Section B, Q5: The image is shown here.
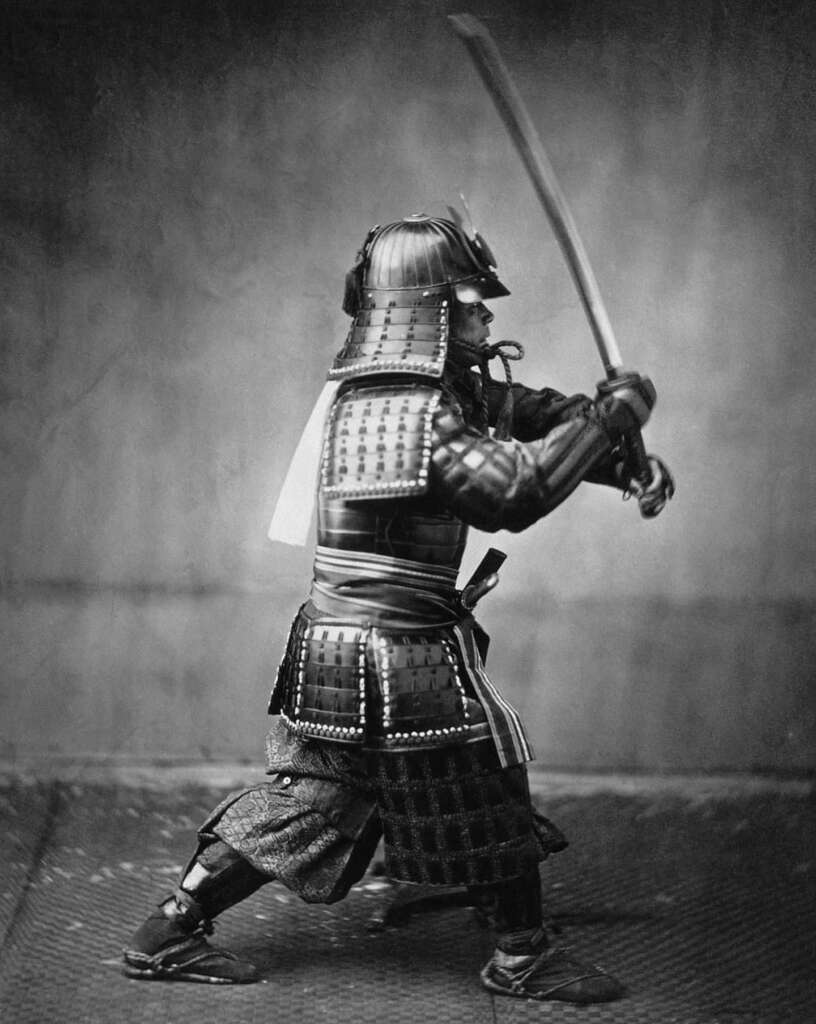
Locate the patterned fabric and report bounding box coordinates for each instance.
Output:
[454,622,533,768]
[202,782,379,904]
[200,724,378,904]
[202,720,564,896]
[264,717,373,794]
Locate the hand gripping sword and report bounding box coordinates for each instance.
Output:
[449,13,659,508]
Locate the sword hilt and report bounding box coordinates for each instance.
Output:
[598,370,656,515]
[622,429,660,512]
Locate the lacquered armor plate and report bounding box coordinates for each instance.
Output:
[330,285,450,379]
[320,383,441,500]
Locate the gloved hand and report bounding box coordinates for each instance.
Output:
[594,372,656,440]
[626,454,675,518]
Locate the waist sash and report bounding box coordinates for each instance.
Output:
[310,545,461,626]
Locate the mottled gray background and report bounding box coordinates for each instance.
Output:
[1,0,814,771]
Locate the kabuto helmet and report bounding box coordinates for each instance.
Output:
[332,213,509,381]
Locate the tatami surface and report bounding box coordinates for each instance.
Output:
[1,771,813,1023]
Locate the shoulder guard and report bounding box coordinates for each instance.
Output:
[320,382,442,500]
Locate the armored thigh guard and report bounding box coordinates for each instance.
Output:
[370,739,562,887]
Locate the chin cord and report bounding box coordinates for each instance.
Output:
[455,339,525,439]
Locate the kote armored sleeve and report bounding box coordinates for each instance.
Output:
[483,377,629,491]
[483,378,593,441]
[431,400,612,532]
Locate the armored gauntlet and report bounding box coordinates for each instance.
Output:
[594,372,656,441]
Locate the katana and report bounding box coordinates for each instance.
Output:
[449,13,655,492]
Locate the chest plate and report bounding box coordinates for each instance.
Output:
[320,383,441,500]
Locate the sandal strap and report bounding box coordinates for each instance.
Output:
[124,931,236,975]
[505,946,606,997]
[169,890,214,935]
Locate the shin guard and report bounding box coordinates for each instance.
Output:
[470,867,544,955]
[182,839,269,919]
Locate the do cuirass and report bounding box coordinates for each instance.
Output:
[269,363,613,767]
[268,376,534,768]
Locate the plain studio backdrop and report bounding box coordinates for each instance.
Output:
[1,0,814,773]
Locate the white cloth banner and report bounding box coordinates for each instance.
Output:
[267,380,339,546]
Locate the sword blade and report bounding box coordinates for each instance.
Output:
[449,13,624,376]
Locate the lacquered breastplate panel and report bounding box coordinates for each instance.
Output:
[317,495,468,570]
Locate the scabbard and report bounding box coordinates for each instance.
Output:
[464,547,507,590]
[461,547,507,610]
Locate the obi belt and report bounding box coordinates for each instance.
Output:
[268,546,534,769]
